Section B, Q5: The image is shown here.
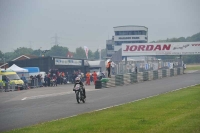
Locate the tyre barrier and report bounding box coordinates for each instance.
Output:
[95,80,102,89]
[170,69,174,77]
[153,70,158,80]
[101,67,184,89]
[143,71,149,81]
[148,71,153,81]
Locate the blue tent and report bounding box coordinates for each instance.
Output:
[23,67,40,73]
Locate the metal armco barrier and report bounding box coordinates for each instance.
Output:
[29,79,39,88]
[0,82,4,92]
[101,67,184,89]
[9,82,16,91]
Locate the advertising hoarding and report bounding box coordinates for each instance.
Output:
[55,58,82,66]
[122,42,200,56]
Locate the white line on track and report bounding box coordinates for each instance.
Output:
[21,89,97,101]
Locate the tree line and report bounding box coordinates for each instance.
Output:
[0,46,106,63]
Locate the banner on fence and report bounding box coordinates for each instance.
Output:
[122,42,200,56]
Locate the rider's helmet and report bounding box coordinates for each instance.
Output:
[75,77,80,82]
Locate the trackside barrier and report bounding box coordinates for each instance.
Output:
[153,71,158,80]
[137,72,143,82]
[158,70,162,79]
[9,82,16,91]
[28,79,39,88]
[98,67,184,89]
[170,69,174,77]
[166,69,170,77]
[143,71,149,81]
[0,82,4,92]
[149,71,153,81]
[174,68,177,76]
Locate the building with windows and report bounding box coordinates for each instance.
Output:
[106,25,148,58]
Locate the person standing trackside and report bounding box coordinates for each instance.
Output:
[111,61,116,75]
[106,60,112,78]
[85,72,90,85]
[93,71,97,85]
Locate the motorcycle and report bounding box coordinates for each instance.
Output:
[50,79,56,87]
[73,84,85,104]
[63,77,67,84]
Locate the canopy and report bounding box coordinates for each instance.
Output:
[7,64,28,72]
[23,67,40,73]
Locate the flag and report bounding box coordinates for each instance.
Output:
[83,46,89,59]
[98,46,101,52]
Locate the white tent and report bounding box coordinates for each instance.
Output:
[7,64,28,72]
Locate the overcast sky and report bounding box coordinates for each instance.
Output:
[0,0,200,53]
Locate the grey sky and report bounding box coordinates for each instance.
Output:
[0,0,200,53]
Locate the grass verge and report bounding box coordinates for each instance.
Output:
[5,85,200,133]
[186,64,200,71]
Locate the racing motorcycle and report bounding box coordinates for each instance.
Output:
[73,84,85,104]
[63,77,67,84]
[50,79,56,87]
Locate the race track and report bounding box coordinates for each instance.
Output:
[0,71,199,132]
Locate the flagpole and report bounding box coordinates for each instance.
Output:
[99,46,101,60]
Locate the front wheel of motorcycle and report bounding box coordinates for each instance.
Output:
[76,91,80,104]
[80,91,85,103]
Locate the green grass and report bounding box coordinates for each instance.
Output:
[5,85,200,133]
[186,64,200,71]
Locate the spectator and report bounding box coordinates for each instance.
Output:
[111,61,116,75]
[85,72,90,85]
[44,75,48,87]
[106,60,112,78]
[93,71,97,85]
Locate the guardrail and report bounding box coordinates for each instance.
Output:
[98,67,184,88]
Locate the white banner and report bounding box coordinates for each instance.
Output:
[55,58,82,66]
[84,46,89,59]
[122,42,200,56]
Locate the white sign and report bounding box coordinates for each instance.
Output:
[55,58,82,66]
[114,36,146,41]
[122,42,200,56]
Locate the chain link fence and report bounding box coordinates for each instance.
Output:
[112,59,183,75]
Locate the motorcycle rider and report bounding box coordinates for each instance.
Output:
[73,77,86,98]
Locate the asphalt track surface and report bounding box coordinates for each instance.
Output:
[0,71,200,132]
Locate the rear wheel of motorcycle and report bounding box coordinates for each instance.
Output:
[76,91,80,103]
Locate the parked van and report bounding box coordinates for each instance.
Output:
[0,71,25,89]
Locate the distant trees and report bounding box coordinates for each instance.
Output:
[1,45,106,62]
[151,32,200,64]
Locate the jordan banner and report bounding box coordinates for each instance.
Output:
[122,42,200,56]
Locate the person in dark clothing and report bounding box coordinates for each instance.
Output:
[73,77,86,98]
[44,75,48,87]
[106,60,111,78]
[47,73,51,87]
[135,66,138,73]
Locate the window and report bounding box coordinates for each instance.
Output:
[115,30,147,36]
